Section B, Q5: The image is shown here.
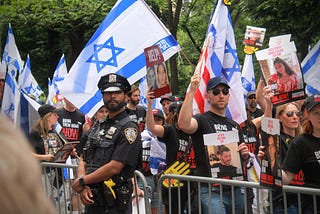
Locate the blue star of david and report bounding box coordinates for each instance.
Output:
[222,41,240,82]
[241,77,252,91]
[24,83,35,94]
[87,37,125,73]
[4,103,15,118]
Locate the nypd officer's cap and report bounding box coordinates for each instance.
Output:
[98,73,131,93]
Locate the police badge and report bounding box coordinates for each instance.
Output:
[124,128,138,144]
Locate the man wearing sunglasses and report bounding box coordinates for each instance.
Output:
[178,74,249,214]
[246,91,264,119]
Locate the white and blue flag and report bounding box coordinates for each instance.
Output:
[18,55,45,104]
[302,40,320,92]
[241,54,256,98]
[192,0,246,124]
[1,23,23,79]
[59,0,180,117]
[47,54,68,105]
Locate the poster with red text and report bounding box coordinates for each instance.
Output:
[144,45,171,98]
[203,130,244,188]
[260,117,282,190]
[255,40,305,106]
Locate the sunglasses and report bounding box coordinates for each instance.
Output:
[212,88,229,96]
[285,111,302,117]
[248,95,256,99]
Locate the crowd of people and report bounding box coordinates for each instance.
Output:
[1,67,320,214]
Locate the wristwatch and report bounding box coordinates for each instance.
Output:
[79,176,86,187]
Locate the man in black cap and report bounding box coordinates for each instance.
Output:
[178,74,249,214]
[246,91,264,119]
[160,95,173,119]
[72,73,141,214]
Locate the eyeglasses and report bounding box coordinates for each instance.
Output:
[285,111,302,117]
[212,88,229,96]
[248,95,256,99]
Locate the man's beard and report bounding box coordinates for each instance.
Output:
[105,100,126,112]
[249,102,257,109]
[131,99,140,106]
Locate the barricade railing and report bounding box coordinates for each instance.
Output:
[158,174,320,214]
[41,162,151,214]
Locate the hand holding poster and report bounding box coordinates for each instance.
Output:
[255,40,305,106]
[144,45,171,98]
[203,130,244,188]
[260,117,282,190]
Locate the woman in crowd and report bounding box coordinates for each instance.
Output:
[28,104,64,161]
[82,105,108,132]
[146,89,197,214]
[282,94,320,213]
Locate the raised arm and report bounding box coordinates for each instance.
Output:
[178,71,200,134]
[145,89,165,138]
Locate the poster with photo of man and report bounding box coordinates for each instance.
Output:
[243,26,266,48]
[260,117,282,190]
[255,40,305,106]
[144,45,171,98]
[203,130,244,187]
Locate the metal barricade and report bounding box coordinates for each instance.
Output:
[158,174,320,214]
[41,162,151,214]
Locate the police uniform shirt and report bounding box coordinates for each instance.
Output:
[191,111,244,177]
[105,111,141,170]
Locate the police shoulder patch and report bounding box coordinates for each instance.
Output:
[124,128,138,144]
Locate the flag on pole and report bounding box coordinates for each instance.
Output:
[18,55,45,104]
[301,40,320,92]
[1,71,20,123]
[241,54,256,98]
[1,23,23,79]
[47,54,68,105]
[59,0,180,117]
[192,0,246,124]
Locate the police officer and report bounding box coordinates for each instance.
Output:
[72,73,142,214]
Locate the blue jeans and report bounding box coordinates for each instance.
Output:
[200,186,244,214]
[273,204,298,214]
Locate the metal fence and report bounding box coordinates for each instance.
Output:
[158,174,320,214]
[41,162,151,214]
[41,162,320,214]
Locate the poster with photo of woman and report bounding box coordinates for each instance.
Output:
[144,45,171,98]
[260,117,282,190]
[255,41,305,106]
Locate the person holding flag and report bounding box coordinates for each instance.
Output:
[178,74,249,214]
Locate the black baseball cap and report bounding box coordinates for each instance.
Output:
[206,77,230,92]
[98,73,131,93]
[305,94,320,112]
[169,101,183,113]
[38,104,58,118]
[152,108,164,119]
[160,95,174,104]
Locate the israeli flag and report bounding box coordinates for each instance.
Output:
[1,23,23,79]
[47,54,68,105]
[302,40,320,92]
[18,55,45,104]
[59,0,180,117]
[1,71,20,123]
[241,54,256,98]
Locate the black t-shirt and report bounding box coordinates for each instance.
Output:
[57,108,85,142]
[126,105,146,132]
[192,111,244,177]
[241,123,260,155]
[282,134,320,188]
[158,125,178,166]
[249,108,264,120]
